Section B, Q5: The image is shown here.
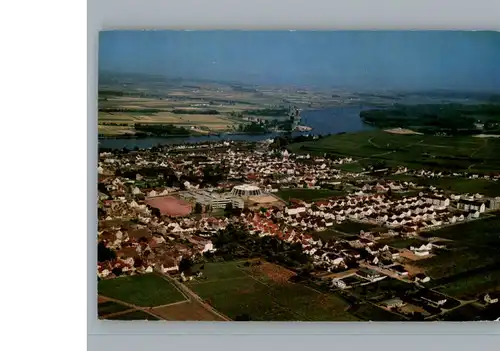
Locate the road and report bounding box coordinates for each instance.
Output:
[98,273,231,321]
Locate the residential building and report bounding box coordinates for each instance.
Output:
[382,298,405,308]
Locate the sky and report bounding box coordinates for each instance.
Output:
[99,31,500,92]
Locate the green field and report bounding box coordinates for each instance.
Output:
[109,310,160,320]
[97,301,131,317]
[378,237,428,249]
[276,188,346,202]
[415,247,498,280]
[311,229,357,242]
[98,274,187,307]
[421,215,500,248]
[387,175,500,197]
[187,261,358,321]
[436,268,500,300]
[287,130,500,173]
[332,162,366,173]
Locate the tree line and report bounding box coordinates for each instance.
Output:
[133,123,190,136]
[360,103,500,135]
[171,109,220,115]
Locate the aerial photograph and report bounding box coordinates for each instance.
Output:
[97,30,500,322]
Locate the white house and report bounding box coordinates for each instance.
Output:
[286,207,306,216]
[414,273,431,284]
[331,278,347,290]
[160,259,179,273]
[457,200,486,213]
[410,243,432,256]
[484,293,499,304]
[421,295,447,307]
[358,268,385,282]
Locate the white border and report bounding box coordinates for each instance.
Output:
[88,1,500,350]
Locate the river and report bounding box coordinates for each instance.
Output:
[98,105,374,150]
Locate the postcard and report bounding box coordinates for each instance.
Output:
[97,30,500,322]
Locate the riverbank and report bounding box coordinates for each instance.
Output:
[98,106,373,150]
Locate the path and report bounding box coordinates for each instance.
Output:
[159,273,232,321]
[357,138,424,163]
[468,138,488,170]
[97,294,177,320]
[368,138,381,149]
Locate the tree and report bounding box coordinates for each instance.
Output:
[178,257,193,273]
[194,203,203,214]
[98,207,106,218]
[224,202,234,215]
[98,242,116,263]
[133,257,144,268]
[151,207,161,217]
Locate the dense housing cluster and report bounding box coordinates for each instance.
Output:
[98,139,500,321]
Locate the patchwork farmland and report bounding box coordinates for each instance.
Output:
[97,273,224,321]
[186,260,358,321]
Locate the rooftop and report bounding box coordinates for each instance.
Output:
[233,184,261,192]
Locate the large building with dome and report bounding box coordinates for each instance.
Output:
[230,184,264,198]
[180,183,285,212]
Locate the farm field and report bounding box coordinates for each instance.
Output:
[414,247,498,280]
[97,300,131,317]
[186,260,358,321]
[152,301,225,321]
[378,237,428,249]
[436,270,500,300]
[276,188,346,202]
[332,162,366,173]
[387,175,500,197]
[421,215,500,248]
[287,130,500,173]
[98,110,237,135]
[98,273,187,307]
[97,88,294,136]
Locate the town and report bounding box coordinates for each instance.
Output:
[97,138,500,322]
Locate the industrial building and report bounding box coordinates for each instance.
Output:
[180,190,244,211]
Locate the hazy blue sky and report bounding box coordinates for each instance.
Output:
[99,31,500,91]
